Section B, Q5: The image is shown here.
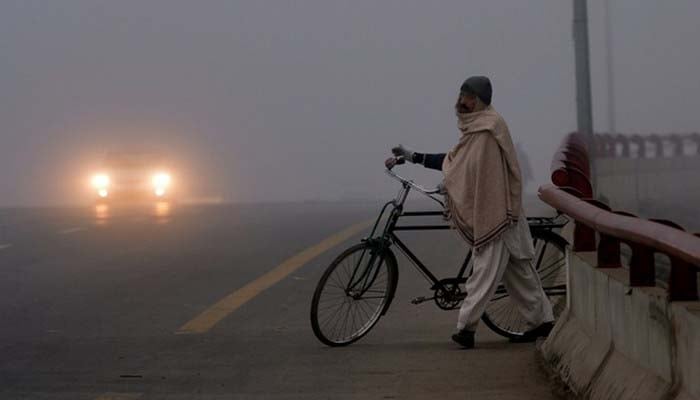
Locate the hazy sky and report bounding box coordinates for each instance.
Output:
[1,0,699,206]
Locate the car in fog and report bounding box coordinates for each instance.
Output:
[90,152,175,202]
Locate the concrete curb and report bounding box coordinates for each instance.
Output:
[539,251,700,400]
[540,309,611,397]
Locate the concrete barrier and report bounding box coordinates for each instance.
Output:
[540,232,700,399]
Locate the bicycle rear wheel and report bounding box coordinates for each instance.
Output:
[310,242,396,346]
[481,230,568,339]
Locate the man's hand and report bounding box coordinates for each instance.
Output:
[391,144,415,163]
[384,156,405,170]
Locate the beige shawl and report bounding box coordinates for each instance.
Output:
[442,105,523,248]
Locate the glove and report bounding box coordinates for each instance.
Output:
[391,144,415,163]
[385,156,405,170]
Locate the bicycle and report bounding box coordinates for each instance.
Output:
[310,164,569,347]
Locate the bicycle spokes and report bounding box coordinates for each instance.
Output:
[311,244,393,346]
[346,249,385,297]
[481,230,568,339]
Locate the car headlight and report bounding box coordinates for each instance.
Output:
[91,174,110,188]
[152,173,171,188]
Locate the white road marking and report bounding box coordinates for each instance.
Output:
[58,227,87,235]
[0,243,12,250]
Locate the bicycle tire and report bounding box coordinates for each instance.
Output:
[481,230,568,339]
[310,242,396,346]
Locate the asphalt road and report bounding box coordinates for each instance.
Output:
[0,199,557,399]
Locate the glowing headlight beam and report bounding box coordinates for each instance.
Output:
[91,174,110,188]
[152,173,171,188]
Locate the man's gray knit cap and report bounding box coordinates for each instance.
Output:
[460,76,492,105]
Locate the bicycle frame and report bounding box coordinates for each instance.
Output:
[360,168,569,298]
[361,171,466,295]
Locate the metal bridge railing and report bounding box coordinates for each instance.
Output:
[594,132,700,159]
[538,132,700,301]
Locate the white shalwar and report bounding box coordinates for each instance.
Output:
[457,214,554,332]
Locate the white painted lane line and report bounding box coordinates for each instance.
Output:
[0,243,12,250]
[58,227,87,235]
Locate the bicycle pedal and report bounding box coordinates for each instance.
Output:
[411,296,432,305]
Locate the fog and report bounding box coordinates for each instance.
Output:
[1,0,698,206]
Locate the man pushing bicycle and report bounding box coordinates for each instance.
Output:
[386,76,554,348]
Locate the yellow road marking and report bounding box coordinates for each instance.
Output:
[176,219,373,334]
[94,393,142,400]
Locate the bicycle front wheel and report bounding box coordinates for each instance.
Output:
[481,230,568,339]
[310,242,396,346]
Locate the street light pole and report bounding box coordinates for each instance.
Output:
[573,0,596,188]
[604,0,616,136]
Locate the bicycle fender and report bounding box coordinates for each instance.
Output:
[378,247,399,316]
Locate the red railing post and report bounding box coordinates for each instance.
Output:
[601,135,614,157]
[669,258,699,301]
[614,134,629,157]
[574,222,597,252]
[557,187,596,252]
[691,133,700,156]
[650,219,699,301]
[668,134,683,157]
[585,200,621,268]
[630,134,645,158]
[613,211,655,286]
[649,134,663,158]
[594,134,605,157]
[628,243,656,287]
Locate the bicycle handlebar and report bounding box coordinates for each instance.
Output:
[384,157,445,208]
[384,168,442,195]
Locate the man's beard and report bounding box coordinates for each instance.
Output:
[455,102,472,114]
